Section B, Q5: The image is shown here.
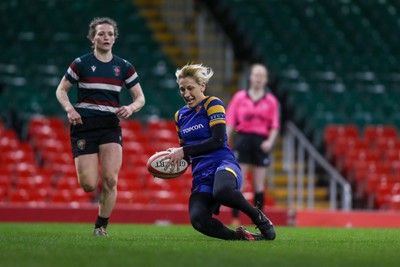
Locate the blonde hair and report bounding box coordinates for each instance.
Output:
[175,63,214,85]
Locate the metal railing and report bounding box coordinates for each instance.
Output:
[283,121,352,210]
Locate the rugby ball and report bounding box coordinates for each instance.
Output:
[146,151,189,179]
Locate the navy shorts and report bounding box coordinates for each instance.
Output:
[191,159,243,194]
[232,132,270,167]
[70,115,122,158]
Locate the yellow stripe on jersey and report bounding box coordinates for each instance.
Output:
[207,105,225,117]
[206,97,226,127]
[174,111,181,131]
[210,119,225,127]
[204,96,219,110]
[225,167,238,178]
[174,111,183,144]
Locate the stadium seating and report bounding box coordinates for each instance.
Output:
[212,0,400,210]
[217,0,400,149]
[324,124,400,208]
[3,0,400,211]
[0,0,181,120]
[0,116,191,206]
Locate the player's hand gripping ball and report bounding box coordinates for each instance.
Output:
[147,151,189,179]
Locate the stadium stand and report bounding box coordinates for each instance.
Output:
[205,0,400,209]
[0,0,181,123]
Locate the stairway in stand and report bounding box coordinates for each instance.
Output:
[132,0,240,102]
[132,0,198,68]
[267,138,331,210]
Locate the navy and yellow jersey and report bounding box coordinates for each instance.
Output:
[64,52,140,117]
[174,96,238,184]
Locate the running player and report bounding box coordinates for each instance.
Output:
[164,63,276,241]
[55,17,145,236]
[226,63,280,226]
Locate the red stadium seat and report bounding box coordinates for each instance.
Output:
[151,190,179,205]
[0,187,5,202]
[375,137,400,151]
[117,190,151,204]
[123,141,144,154]
[14,162,38,175]
[375,181,392,208]
[42,151,73,166]
[0,174,13,192]
[28,188,50,203]
[1,144,36,166]
[28,116,65,136]
[147,177,170,191]
[50,189,91,203]
[389,160,400,176]
[324,125,359,147]
[154,141,180,151]
[388,194,400,211]
[50,189,72,203]
[147,119,176,133]
[117,178,143,191]
[56,176,80,190]
[117,190,135,204]
[168,177,192,192]
[341,149,379,176]
[384,149,400,163]
[331,137,358,161]
[363,125,398,144]
[35,138,66,153]
[123,154,149,169]
[121,128,137,142]
[350,161,393,196]
[8,189,30,202]
[15,174,52,191]
[0,129,19,150]
[120,119,143,133]
[70,189,91,202]
[0,173,13,192]
[375,182,400,209]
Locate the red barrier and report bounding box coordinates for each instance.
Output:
[0,203,289,226]
[296,210,400,228]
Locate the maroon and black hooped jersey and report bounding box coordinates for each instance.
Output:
[64,52,140,117]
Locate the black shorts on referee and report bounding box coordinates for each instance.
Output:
[70,115,122,158]
[232,132,270,167]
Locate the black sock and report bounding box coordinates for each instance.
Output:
[189,193,240,240]
[95,216,109,229]
[232,208,240,218]
[254,192,264,211]
[213,171,259,223]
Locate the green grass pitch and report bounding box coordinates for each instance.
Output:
[0,223,399,267]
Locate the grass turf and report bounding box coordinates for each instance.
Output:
[0,223,399,267]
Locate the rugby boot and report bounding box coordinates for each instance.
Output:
[93,226,108,236]
[254,207,276,240]
[236,226,265,241]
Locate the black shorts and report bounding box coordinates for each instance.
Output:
[70,115,122,158]
[232,132,270,167]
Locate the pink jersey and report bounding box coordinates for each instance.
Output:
[226,90,280,137]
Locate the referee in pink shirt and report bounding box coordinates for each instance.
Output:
[226,63,280,226]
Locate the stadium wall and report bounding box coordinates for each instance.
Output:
[0,204,289,226]
[2,204,400,228]
[296,210,400,228]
